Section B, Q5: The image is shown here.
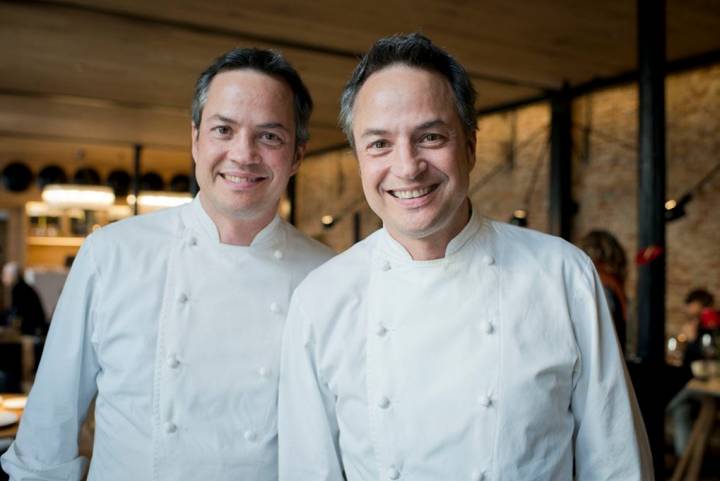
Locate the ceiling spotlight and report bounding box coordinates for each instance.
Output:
[510,209,528,227]
[665,193,692,222]
[321,214,335,228]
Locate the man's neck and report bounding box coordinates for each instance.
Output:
[199,194,276,246]
[390,199,472,261]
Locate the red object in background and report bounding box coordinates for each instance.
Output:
[700,308,720,330]
[635,245,664,265]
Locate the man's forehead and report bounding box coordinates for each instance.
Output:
[205,69,292,103]
[355,65,454,111]
[353,65,457,128]
[201,70,294,120]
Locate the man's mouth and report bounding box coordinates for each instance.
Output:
[220,173,266,184]
[388,185,438,199]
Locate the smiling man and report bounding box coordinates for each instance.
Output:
[2,49,333,481]
[278,34,653,480]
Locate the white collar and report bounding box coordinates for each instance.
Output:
[185,195,283,248]
[377,202,485,263]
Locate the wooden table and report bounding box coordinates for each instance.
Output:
[670,377,720,481]
[0,394,27,439]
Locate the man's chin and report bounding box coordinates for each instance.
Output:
[385,220,443,242]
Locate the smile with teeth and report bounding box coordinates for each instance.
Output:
[221,173,265,184]
[389,185,437,199]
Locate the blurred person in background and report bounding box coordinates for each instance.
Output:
[578,230,628,355]
[1,262,46,337]
[668,288,717,456]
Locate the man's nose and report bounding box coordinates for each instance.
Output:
[392,141,427,180]
[229,133,261,165]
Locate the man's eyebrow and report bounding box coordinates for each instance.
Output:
[360,128,388,139]
[360,120,449,138]
[257,122,289,132]
[207,114,236,124]
[417,119,448,130]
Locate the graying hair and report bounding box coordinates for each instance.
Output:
[192,48,313,147]
[339,33,477,148]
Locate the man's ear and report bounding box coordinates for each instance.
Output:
[191,123,199,164]
[291,143,306,176]
[466,132,477,171]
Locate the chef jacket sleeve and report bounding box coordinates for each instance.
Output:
[570,257,654,481]
[1,235,102,481]
[278,294,344,481]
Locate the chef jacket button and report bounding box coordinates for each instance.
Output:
[178,292,189,304]
[164,421,177,434]
[244,429,257,442]
[258,367,271,378]
[478,394,492,407]
[378,396,391,409]
[274,249,284,260]
[188,236,198,247]
[376,324,388,337]
[483,255,495,266]
[167,354,180,369]
[381,260,391,271]
[483,320,495,334]
[471,469,486,481]
[387,467,400,480]
[270,302,280,313]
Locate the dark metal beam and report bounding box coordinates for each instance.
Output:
[353,212,361,243]
[476,48,720,119]
[635,0,667,476]
[132,144,142,215]
[286,175,297,226]
[189,156,198,196]
[548,84,573,240]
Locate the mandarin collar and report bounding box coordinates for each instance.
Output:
[377,202,484,263]
[186,195,283,248]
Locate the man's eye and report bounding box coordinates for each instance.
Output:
[260,132,283,144]
[213,126,231,136]
[369,140,389,150]
[421,133,443,143]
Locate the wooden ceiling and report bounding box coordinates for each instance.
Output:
[1,0,719,172]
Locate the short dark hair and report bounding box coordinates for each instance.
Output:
[339,33,477,148]
[192,48,313,146]
[685,289,714,307]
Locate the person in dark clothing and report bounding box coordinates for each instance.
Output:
[2,262,47,336]
[668,288,717,456]
[578,230,628,355]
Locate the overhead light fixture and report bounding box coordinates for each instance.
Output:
[42,184,115,209]
[130,191,192,210]
[25,201,64,217]
[321,214,335,228]
[109,204,133,220]
[510,209,528,227]
[665,193,692,222]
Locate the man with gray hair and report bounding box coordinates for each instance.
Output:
[2,48,333,481]
[279,33,652,480]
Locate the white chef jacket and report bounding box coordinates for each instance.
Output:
[2,197,333,481]
[279,206,653,481]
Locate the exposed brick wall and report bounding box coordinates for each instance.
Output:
[296,63,720,337]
